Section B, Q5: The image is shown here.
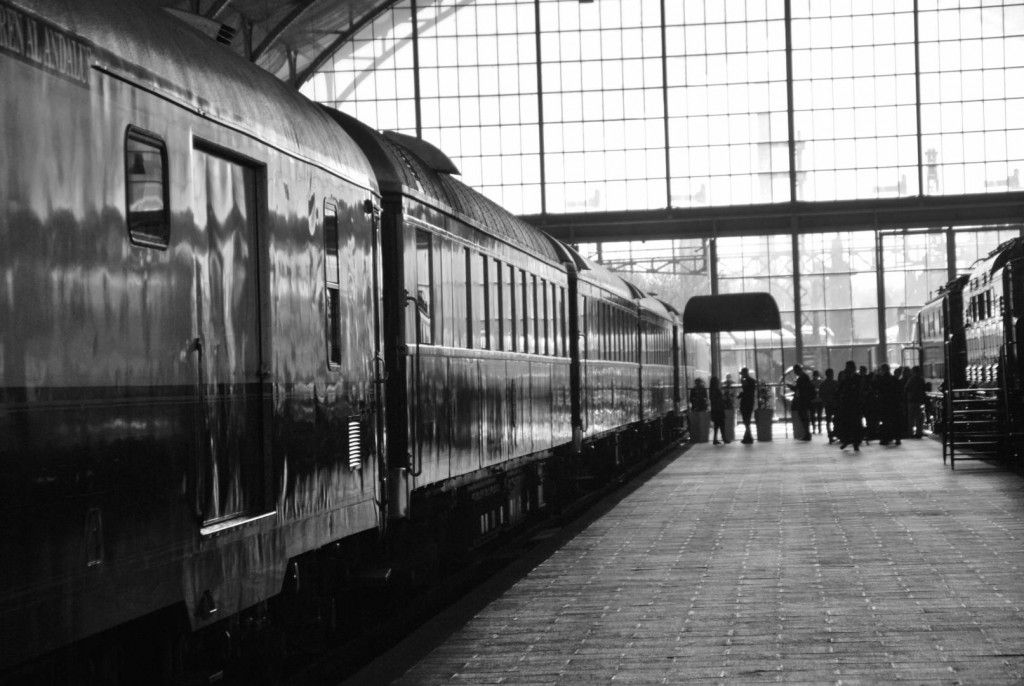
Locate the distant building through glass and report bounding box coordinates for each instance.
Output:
[302,0,1024,372]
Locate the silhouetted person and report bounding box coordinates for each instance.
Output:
[739,367,756,444]
[904,365,927,438]
[836,360,864,451]
[875,364,902,446]
[859,365,877,444]
[788,364,814,441]
[819,368,838,443]
[710,376,726,444]
[810,369,824,434]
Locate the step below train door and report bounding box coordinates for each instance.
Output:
[191,145,269,528]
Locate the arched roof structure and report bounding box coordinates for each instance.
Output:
[144,0,402,86]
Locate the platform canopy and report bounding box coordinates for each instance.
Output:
[682,293,781,333]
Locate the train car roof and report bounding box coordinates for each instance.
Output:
[322,109,561,265]
[922,274,969,307]
[638,295,675,323]
[968,237,1024,281]
[659,298,683,318]
[569,249,636,301]
[18,0,377,192]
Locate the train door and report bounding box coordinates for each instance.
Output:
[191,146,267,526]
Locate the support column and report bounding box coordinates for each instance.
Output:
[914,0,924,197]
[875,227,888,366]
[946,226,957,282]
[660,0,672,209]
[412,0,422,138]
[785,0,798,203]
[534,0,547,214]
[709,234,720,378]
[791,222,803,365]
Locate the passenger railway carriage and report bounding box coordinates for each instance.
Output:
[914,238,1024,469]
[914,275,968,394]
[1,0,385,676]
[325,110,576,550]
[0,1,686,681]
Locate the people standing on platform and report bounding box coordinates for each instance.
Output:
[689,377,708,413]
[722,374,737,443]
[875,363,902,446]
[819,368,839,443]
[739,366,756,444]
[810,369,824,434]
[709,376,726,444]
[836,360,864,451]
[904,365,928,438]
[859,364,877,444]
[788,364,814,441]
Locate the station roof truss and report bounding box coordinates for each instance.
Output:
[149,0,401,86]
[144,2,1024,246]
[523,192,1024,244]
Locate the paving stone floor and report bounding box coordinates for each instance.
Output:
[361,434,1024,685]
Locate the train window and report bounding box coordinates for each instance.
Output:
[492,258,502,350]
[442,244,462,350]
[324,202,342,365]
[606,305,613,361]
[624,310,630,362]
[550,285,557,357]
[416,230,434,345]
[467,249,481,349]
[505,263,516,352]
[125,128,169,249]
[535,279,543,355]
[548,280,557,358]
[614,311,622,364]
[591,301,598,359]
[521,270,532,354]
[589,301,596,359]
[614,307,619,361]
[608,307,615,361]
[559,287,567,357]
[612,307,619,361]
[548,282,556,357]
[625,311,632,363]
[581,296,588,358]
[600,304,608,360]
[479,255,491,349]
[539,279,549,356]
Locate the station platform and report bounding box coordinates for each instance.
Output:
[348,433,1024,685]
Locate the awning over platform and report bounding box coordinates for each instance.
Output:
[682,292,782,333]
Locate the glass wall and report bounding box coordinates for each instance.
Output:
[302,1,1024,377]
[540,0,667,213]
[954,226,1021,271]
[580,225,1023,376]
[918,1,1024,195]
[583,238,712,312]
[799,231,878,370]
[302,0,1024,215]
[304,3,417,132]
[666,1,790,208]
[791,2,920,200]
[880,231,949,362]
[717,234,795,384]
[304,0,543,212]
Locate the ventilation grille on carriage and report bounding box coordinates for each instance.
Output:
[348,417,362,470]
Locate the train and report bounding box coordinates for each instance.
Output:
[912,237,1024,469]
[0,1,688,682]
